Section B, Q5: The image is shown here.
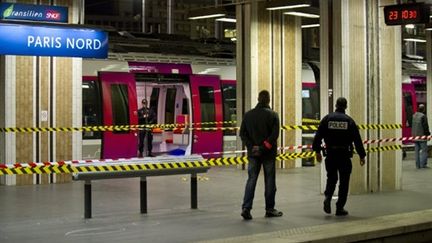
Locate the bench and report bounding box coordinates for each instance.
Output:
[72,155,209,219]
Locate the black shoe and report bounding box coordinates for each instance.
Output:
[335,208,349,216]
[148,153,155,157]
[265,209,283,217]
[323,197,331,214]
[241,208,252,220]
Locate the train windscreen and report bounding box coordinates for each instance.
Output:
[222,84,236,135]
[199,87,216,128]
[111,84,130,132]
[403,91,414,127]
[82,80,102,139]
[165,88,177,124]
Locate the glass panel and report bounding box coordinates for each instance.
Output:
[182,98,189,115]
[82,80,102,139]
[404,92,414,127]
[199,87,216,128]
[165,88,177,124]
[111,84,130,133]
[150,88,160,119]
[222,84,236,135]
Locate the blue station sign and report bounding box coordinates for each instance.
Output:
[0,3,68,23]
[0,23,108,59]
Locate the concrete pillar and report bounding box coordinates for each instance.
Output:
[0,0,82,185]
[320,0,401,193]
[236,1,302,168]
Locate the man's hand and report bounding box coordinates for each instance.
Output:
[360,158,365,166]
[316,153,322,163]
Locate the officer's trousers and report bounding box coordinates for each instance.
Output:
[324,156,352,210]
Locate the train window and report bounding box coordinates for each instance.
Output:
[150,88,160,119]
[165,88,177,124]
[199,87,216,128]
[222,84,236,135]
[82,80,102,139]
[182,98,189,115]
[403,92,414,127]
[302,87,320,120]
[110,84,130,133]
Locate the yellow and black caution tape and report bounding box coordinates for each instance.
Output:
[0,145,403,176]
[0,123,403,133]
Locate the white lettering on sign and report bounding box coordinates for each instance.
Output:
[328,121,348,130]
[66,38,102,50]
[27,35,62,48]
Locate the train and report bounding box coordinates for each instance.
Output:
[82,55,424,160]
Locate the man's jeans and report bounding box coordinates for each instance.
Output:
[414,141,428,168]
[242,156,276,210]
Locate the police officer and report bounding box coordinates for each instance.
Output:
[312,97,366,216]
[138,99,156,157]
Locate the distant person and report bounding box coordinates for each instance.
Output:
[312,97,366,216]
[239,90,282,220]
[138,99,156,157]
[412,104,430,169]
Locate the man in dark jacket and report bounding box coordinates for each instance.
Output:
[412,104,430,169]
[138,99,157,157]
[240,90,282,220]
[312,97,366,216]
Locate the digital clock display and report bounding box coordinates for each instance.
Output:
[384,3,429,26]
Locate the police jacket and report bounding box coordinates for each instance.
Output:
[138,107,156,125]
[312,109,366,159]
[412,111,430,141]
[240,103,280,158]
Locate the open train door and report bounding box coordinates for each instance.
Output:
[99,72,138,159]
[189,75,223,156]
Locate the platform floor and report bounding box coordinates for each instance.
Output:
[1,156,432,243]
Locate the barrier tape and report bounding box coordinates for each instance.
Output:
[0,123,403,133]
[0,144,403,176]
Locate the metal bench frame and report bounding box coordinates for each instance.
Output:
[73,167,209,218]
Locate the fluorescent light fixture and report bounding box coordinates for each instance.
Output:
[216,17,236,23]
[267,4,310,10]
[285,11,319,18]
[188,7,226,20]
[301,23,320,28]
[189,13,225,20]
[266,0,312,11]
[403,38,426,43]
[405,24,415,29]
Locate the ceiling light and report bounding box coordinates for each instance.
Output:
[267,4,310,10]
[301,24,320,28]
[189,13,225,20]
[188,7,226,20]
[285,12,319,18]
[405,24,415,29]
[403,38,426,43]
[266,0,312,11]
[216,17,236,23]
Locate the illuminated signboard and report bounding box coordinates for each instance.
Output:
[0,23,108,59]
[0,3,68,23]
[384,3,429,26]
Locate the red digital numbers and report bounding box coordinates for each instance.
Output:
[388,10,398,20]
[384,3,427,25]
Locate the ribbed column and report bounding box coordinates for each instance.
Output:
[320,0,401,193]
[236,1,302,168]
[0,0,82,185]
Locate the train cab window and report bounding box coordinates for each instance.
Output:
[82,80,102,139]
[222,84,236,135]
[403,92,414,127]
[111,84,130,132]
[199,87,216,128]
[165,88,177,124]
[302,87,320,120]
[150,88,160,119]
[182,98,189,115]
